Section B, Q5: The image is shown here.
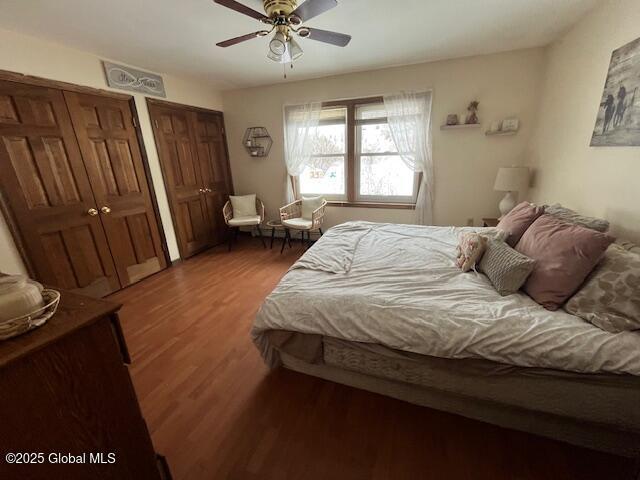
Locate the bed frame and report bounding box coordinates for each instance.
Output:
[280,350,640,458]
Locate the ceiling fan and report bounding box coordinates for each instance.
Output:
[213,0,351,64]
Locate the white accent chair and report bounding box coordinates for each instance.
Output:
[279,197,327,253]
[223,196,266,251]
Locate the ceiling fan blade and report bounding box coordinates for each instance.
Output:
[290,0,337,22]
[304,28,351,47]
[216,31,265,47]
[213,0,269,21]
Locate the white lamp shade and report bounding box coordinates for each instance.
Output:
[494,166,530,192]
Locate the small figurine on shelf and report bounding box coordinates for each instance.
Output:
[465,100,479,124]
[446,114,459,126]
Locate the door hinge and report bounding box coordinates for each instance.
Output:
[132,116,138,127]
[154,119,159,129]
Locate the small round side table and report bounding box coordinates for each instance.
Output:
[266,220,285,250]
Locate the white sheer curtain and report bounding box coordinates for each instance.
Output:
[283,102,322,203]
[383,91,433,225]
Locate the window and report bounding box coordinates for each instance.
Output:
[355,103,419,203]
[299,107,347,199]
[298,97,420,206]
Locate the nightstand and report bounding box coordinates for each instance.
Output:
[482,218,499,227]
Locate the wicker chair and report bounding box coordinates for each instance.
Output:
[223,196,266,251]
[279,198,327,253]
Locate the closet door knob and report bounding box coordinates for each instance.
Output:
[87,208,99,216]
[205,188,212,193]
[100,206,112,214]
[198,188,205,193]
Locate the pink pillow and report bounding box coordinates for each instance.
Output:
[515,214,614,310]
[497,202,545,247]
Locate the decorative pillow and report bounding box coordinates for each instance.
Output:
[497,202,545,247]
[545,203,609,232]
[515,214,615,310]
[618,239,640,255]
[455,233,487,272]
[301,196,324,220]
[230,194,257,217]
[479,239,535,296]
[564,244,640,333]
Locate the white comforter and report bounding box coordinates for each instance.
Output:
[252,222,640,375]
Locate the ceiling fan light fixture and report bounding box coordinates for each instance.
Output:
[267,49,282,63]
[267,44,293,64]
[214,0,351,68]
[297,27,310,38]
[269,31,287,55]
[288,37,303,61]
[287,14,302,26]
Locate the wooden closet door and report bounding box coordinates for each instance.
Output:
[64,92,167,287]
[0,80,120,296]
[193,111,232,246]
[148,104,210,258]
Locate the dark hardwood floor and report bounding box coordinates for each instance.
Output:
[109,238,638,480]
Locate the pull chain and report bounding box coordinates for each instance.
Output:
[283,62,295,79]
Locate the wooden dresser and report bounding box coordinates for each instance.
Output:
[0,288,170,480]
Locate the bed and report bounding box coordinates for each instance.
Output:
[251,221,640,456]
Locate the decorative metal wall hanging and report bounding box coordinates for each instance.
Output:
[243,127,272,157]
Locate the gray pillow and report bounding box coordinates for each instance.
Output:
[479,239,535,296]
[545,204,609,232]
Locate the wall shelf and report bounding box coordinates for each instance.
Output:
[440,123,481,130]
[242,127,272,157]
[485,130,518,136]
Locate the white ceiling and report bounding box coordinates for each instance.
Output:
[0,0,598,90]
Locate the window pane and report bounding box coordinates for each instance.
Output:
[359,155,414,197]
[300,156,345,195]
[311,123,345,155]
[319,106,346,122]
[356,103,386,120]
[360,123,397,154]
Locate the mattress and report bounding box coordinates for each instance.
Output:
[253,221,640,375]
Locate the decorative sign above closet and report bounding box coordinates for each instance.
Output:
[102,61,166,97]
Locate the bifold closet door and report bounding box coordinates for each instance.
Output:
[64,92,167,287]
[0,80,120,296]
[148,104,212,258]
[193,111,232,246]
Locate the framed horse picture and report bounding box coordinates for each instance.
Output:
[591,36,640,146]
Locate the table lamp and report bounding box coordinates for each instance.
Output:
[494,166,530,217]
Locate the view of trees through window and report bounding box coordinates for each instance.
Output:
[299,114,346,196]
[358,121,415,198]
[298,100,417,203]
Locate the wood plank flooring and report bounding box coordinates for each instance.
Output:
[109,238,638,480]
